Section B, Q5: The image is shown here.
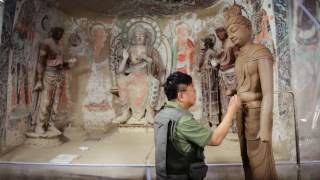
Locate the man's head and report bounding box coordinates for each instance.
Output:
[223,5,252,47]
[164,72,196,108]
[50,26,64,41]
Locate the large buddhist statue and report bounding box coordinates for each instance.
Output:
[114,25,165,125]
[30,27,77,136]
[224,5,277,180]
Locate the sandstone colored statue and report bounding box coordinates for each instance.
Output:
[197,34,221,127]
[31,27,77,137]
[224,5,277,180]
[215,27,238,132]
[115,25,165,125]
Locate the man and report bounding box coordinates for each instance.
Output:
[224,5,277,180]
[32,27,77,135]
[154,71,241,180]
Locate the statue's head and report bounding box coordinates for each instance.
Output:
[224,5,252,47]
[215,27,228,41]
[201,34,216,50]
[50,26,64,41]
[131,25,148,45]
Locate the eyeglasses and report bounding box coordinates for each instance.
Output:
[179,89,196,93]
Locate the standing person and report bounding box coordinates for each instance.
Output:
[154,71,241,180]
[32,27,77,135]
[224,5,277,180]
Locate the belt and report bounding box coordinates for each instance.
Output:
[242,101,261,109]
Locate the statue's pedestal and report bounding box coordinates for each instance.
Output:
[117,123,153,133]
[25,131,62,147]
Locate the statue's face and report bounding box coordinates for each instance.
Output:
[134,32,145,45]
[216,30,227,41]
[227,23,252,47]
[200,40,205,50]
[52,30,64,41]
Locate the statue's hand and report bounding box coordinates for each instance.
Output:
[123,49,129,60]
[225,89,236,96]
[140,54,152,63]
[68,58,77,64]
[210,59,219,68]
[257,129,271,142]
[33,81,43,91]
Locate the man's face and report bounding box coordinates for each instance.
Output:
[227,24,251,47]
[179,84,196,108]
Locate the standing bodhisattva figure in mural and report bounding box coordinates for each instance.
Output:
[115,25,165,125]
[32,27,77,136]
[224,5,277,180]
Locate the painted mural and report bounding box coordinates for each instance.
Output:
[252,3,275,55]
[1,0,67,152]
[0,0,17,153]
[64,18,116,131]
[6,0,66,119]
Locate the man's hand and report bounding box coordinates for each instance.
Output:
[227,95,241,114]
[33,81,43,91]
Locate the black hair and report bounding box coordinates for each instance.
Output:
[164,71,192,101]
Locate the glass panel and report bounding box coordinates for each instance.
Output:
[290,0,320,162]
[0,1,4,43]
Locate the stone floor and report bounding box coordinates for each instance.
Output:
[0,162,319,179]
[0,126,304,179]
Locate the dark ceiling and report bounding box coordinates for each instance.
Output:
[56,0,219,16]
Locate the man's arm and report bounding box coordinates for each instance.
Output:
[208,95,241,146]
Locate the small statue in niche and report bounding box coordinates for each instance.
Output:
[197,34,221,127]
[30,27,77,136]
[215,27,238,132]
[114,25,165,125]
[224,5,277,179]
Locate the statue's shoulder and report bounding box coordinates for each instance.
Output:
[248,44,273,62]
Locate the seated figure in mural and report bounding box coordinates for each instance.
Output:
[32,27,77,136]
[197,34,221,127]
[224,5,277,179]
[115,25,165,124]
